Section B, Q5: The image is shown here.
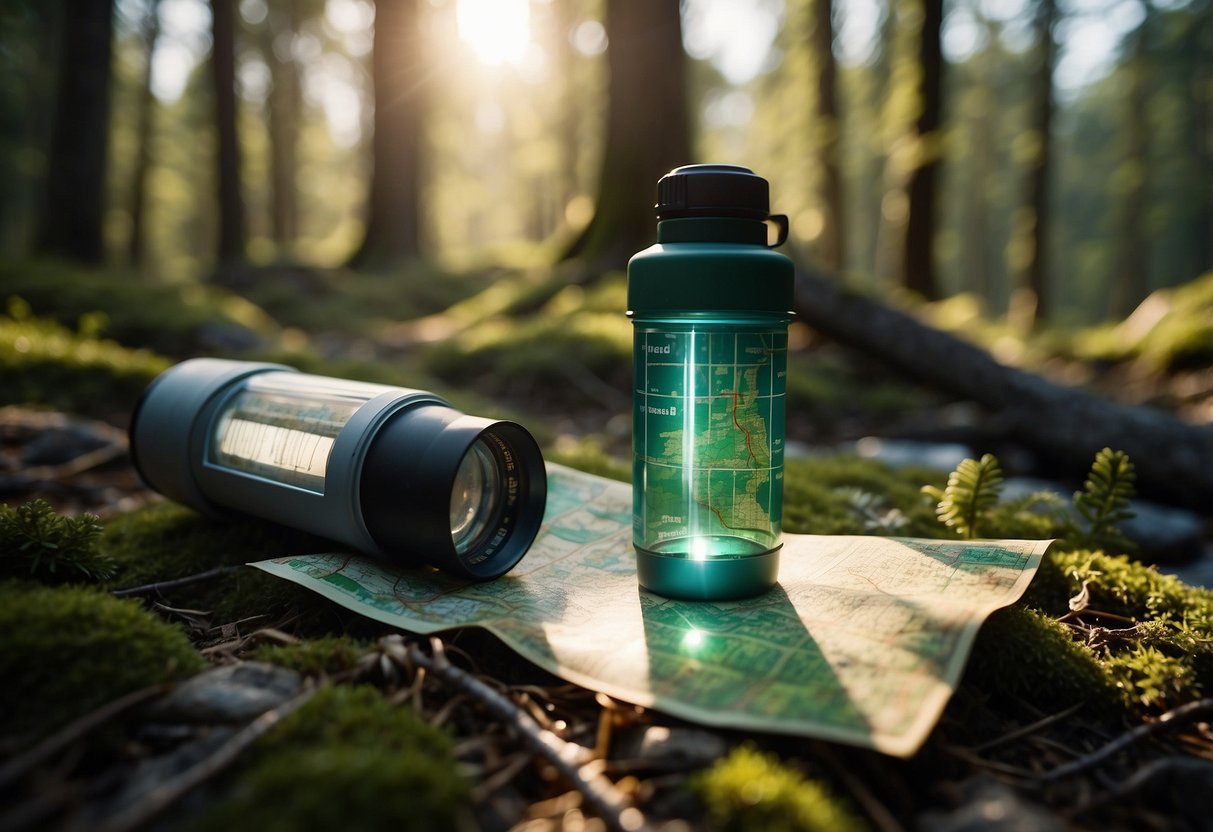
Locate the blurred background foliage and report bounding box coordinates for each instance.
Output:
[0,0,1210,429]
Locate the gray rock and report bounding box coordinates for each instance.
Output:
[20,424,113,467]
[613,724,728,768]
[148,661,302,724]
[851,437,974,472]
[1120,500,1206,564]
[917,777,1064,832]
[1002,477,1205,565]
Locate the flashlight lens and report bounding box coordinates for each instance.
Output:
[450,438,501,555]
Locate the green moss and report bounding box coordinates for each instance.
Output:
[248,637,370,678]
[100,502,333,627]
[1,499,114,584]
[1105,643,1198,710]
[0,581,203,743]
[783,455,945,537]
[1031,550,1209,620]
[0,300,169,417]
[1071,271,1213,371]
[0,260,279,358]
[424,307,630,402]
[784,348,935,433]
[1016,550,1213,711]
[692,743,867,832]
[197,685,469,832]
[964,606,1121,717]
[236,263,493,335]
[546,439,630,483]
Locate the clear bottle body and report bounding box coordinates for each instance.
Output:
[632,315,788,566]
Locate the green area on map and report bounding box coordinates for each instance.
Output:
[634,329,787,545]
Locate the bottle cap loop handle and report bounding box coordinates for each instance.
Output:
[767,214,789,248]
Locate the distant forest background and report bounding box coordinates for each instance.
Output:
[1,0,1210,329]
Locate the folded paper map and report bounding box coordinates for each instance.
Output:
[252,464,1048,757]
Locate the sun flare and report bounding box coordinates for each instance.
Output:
[456,0,531,66]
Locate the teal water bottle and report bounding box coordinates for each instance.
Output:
[628,164,794,601]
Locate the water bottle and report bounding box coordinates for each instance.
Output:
[627,164,794,600]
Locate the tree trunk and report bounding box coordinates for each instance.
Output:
[962,16,1000,309]
[348,0,424,269]
[1194,43,1213,275]
[562,0,691,270]
[33,0,115,264]
[793,269,1213,512]
[809,0,843,272]
[263,1,301,254]
[128,0,162,268]
[902,0,944,300]
[1112,12,1151,319]
[1011,0,1057,324]
[210,0,246,265]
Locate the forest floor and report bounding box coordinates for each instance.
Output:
[3,260,1213,831]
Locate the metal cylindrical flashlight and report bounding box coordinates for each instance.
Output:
[627,164,794,600]
[129,358,547,579]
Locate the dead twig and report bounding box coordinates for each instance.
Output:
[0,683,172,790]
[1071,755,1213,816]
[404,637,650,832]
[971,703,1085,753]
[1039,698,1213,783]
[86,684,319,832]
[813,744,905,832]
[110,565,243,597]
[942,743,1039,781]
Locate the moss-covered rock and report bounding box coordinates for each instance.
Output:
[692,743,867,832]
[196,684,469,832]
[248,637,370,678]
[0,581,203,744]
[0,299,169,418]
[964,605,1122,718]
[99,502,338,628]
[0,260,279,358]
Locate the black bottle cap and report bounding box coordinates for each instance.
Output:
[655,164,771,220]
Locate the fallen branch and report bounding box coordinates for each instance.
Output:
[396,636,650,832]
[89,684,318,832]
[971,703,1085,754]
[1071,755,1213,816]
[1039,697,1213,783]
[111,565,243,597]
[793,270,1213,510]
[0,683,172,791]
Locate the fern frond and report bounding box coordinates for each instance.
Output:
[1073,448,1137,553]
[930,454,1004,539]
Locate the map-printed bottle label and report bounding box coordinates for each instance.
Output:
[633,326,787,557]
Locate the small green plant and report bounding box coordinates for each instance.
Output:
[692,743,866,832]
[1104,643,1196,710]
[923,448,1137,552]
[0,499,114,583]
[922,454,1004,539]
[1072,447,1136,552]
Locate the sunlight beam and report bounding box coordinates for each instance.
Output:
[456,0,530,67]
